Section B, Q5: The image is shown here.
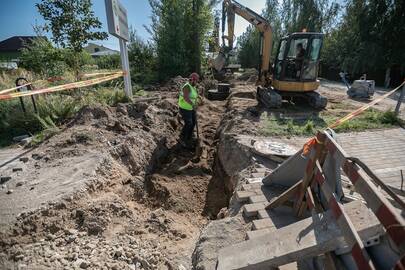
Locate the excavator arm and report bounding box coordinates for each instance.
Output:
[218,0,273,84]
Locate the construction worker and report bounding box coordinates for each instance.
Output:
[295,43,306,79]
[178,72,199,149]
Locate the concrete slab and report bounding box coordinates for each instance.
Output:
[251,172,266,178]
[236,190,258,202]
[217,201,384,270]
[252,218,275,230]
[248,195,267,204]
[246,228,274,240]
[243,203,267,217]
[241,183,263,191]
[262,148,312,187]
[246,177,263,184]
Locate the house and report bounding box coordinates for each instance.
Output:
[0,36,44,61]
[84,43,119,57]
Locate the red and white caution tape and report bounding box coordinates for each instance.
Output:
[0,70,122,96]
[0,82,33,95]
[81,71,123,78]
[329,80,405,129]
[0,72,124,101]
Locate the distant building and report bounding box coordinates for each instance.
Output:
[84,43,119,57]
[0,36,44,61]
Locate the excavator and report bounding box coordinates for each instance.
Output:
[213,0,327,109]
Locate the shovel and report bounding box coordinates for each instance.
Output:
[194,110,202,160]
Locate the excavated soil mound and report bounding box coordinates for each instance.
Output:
[0,91,227,270]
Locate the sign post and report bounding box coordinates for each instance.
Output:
[105,0,132,98]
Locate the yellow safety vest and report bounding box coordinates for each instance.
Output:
[178,83,197,110]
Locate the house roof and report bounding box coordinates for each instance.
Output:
[84,43,119,53]
[91,50,120,57]
[0,36,45,52]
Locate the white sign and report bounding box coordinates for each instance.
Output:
[105,0,132,98]
[105,0,129,41]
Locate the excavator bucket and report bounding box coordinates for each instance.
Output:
[213,52,226,72]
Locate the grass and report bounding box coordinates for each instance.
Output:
[0,77,146,147]
[260,108,403,137]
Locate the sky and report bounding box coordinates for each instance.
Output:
[0,0,266,50]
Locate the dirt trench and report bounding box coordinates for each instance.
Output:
[0,91,232,270]
[143,100,230,220]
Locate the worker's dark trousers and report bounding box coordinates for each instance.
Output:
[179,108,196,142]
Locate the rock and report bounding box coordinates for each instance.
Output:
[65,228,76,236]
[75,259,90,269]
[19,157,29,163]
[14,254,24,261]
[80,260,90,269]
[0,176,11,184]
[216,208,229,219]
[32,153,44,160]
[85,243,96,250]
[16,182,24,187]
[46,234,55,241]
[114,248,123,258]
[6,189,13,194]
[12,167,23,172]
[86,221,104,235]
[110,202,123,213]
[116,103,128,115]
[65,235,76,243]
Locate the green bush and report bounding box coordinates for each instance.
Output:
[20,38,68,77]
[63,49,94,72]
[380,110,403,125]
[20,37,95,77]
[94,55,121,70]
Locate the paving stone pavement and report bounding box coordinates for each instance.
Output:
[337,128,405,199]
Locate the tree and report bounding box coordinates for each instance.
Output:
[321,0,405,86]
[36,0,107,53]
[237,26,261,68]
[128,28,157,84]
[237,0,339,69]
[20,37,68,77]
[280,0,339,34]
[148,0,214,81]
[237,0,282,68]
[20,37,94,77]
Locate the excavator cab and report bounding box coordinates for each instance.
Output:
[273,32,324,92]
[216,0,328,109]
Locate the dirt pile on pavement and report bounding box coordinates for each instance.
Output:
[0,89,228,269]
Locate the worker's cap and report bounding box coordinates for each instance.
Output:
[190,72,200,81]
